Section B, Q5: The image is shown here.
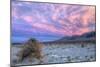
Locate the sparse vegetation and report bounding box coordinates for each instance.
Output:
[75,56,80,60]
[67,56,71,62]
[11,42,96,65]
[81,43,85,48]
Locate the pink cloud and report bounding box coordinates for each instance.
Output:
[21,15,33,23]
[12,2,95,36]
[81,7,95,26]
[73,27,90,35]
[32,22,71,36]
[68,14,80,23]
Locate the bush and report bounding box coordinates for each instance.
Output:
[17,38,43,63]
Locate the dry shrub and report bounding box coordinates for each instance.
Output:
[17,38,43,63]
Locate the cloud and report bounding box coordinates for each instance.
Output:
[21,15,33,22]
[12,1,96,42]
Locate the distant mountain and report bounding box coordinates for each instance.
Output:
[12,43,23,45]
[57,31,96,42]
[81,31,95,38]
[12,31,96,45]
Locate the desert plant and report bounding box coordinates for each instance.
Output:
[81,42,85,48]
[17,38,43,63]
[67,56,71,62]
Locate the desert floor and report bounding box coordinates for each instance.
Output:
[11,43,96,66]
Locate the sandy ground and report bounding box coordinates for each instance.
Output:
[11,43,96,66]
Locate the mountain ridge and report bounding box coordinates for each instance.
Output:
[56,31,96,42]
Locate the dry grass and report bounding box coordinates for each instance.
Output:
[17,38,43,63]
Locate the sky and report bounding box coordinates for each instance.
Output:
[11,1,96,43]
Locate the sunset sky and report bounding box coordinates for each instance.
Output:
[11,1,96,43]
